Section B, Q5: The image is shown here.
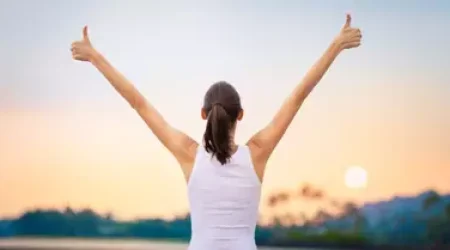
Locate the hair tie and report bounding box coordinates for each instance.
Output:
[212,102,223,108]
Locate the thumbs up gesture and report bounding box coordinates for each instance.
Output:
[71,26,97,62]
[335,14,362,50]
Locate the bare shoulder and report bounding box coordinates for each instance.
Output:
[178,139,199,182]
[246,139,270,183]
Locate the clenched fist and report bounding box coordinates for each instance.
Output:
[71,26,97,62]
[335,14,362,50]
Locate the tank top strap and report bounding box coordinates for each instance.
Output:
[234,145,253,167]
[241,145,261,183]
[195,144,206,157]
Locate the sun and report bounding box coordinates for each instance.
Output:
[344,166,368,189]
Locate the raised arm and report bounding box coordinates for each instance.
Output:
[247,14,362,180]
[71,26,198,178]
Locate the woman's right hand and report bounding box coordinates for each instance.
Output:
[71,26,97,62]
[335,14,362,50]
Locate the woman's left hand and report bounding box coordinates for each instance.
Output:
[335,14,362,51]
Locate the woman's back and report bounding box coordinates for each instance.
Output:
[187,145,261,250]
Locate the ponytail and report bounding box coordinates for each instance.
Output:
[203,104,232,165]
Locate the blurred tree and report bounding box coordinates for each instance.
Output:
[423,191,441,211]
[421,191,450,245]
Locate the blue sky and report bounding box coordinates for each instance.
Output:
[2,0,449,111]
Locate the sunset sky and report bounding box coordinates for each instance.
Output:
[1,0,449,220]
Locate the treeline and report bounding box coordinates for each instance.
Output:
[0,207,367,248]
[0,188,449,248]
[265,186,450,247]
[1,208,195,240]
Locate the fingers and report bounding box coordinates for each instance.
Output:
[72,54,87,61]
[70,26,92,61]
[71,51,89,61]
[346,41,361,48]
[71,41,81,51]
[339,14,362,50]
[352,28,362,38]
[70,42,82,56]
[350,31,362,42]
[342,36,362,49]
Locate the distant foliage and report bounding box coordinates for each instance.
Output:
[0,189,449,247]
[13,208,102,237]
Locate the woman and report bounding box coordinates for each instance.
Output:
[71,14,361,250]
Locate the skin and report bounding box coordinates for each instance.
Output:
[71,14,362,184]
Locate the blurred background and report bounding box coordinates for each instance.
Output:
[1,0,449,249]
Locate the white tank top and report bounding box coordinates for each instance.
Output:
[187,145,262,250]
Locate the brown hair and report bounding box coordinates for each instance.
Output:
[202,81,242,165]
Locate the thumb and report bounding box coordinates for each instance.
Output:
[83,25,90,43]
[343,13,351,29]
